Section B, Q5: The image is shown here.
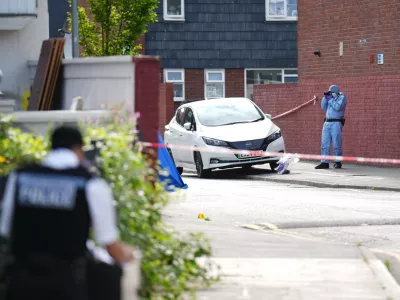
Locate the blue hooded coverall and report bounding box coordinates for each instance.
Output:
[320,85,347,163]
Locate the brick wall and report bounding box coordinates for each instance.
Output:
[134,56,160,164]
[185,69,205,100]
[253,75,400,161]
[137,35,145,55]
[163,68,246,111]
[159,83,174,134]
[77,0,88,9]
[298,0,400,80]
[226,69,244,97]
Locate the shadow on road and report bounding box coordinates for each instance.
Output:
[183,166,274,180]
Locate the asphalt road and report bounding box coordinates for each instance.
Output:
[163,171,400,299]
[166,171,400,246]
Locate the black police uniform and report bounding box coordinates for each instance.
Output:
[6,163,93,300]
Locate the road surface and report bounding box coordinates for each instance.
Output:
[163,171,400,299]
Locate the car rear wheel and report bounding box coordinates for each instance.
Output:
[167,148,183,175]
[194,151,211,178]
[269,161,279,172]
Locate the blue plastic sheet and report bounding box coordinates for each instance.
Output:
[157,132,188,192]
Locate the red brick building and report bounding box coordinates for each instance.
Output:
[254,0,400,162]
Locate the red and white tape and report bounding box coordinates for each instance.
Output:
[139,141,400,165]
[272,96,317,120]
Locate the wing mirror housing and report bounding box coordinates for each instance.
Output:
[184,122,192,131]
[265,114,272,120]
[165,124,170,131]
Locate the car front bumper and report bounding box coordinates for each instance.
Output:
[202,136,286,170]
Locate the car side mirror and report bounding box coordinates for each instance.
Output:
[183,122,192,131]
[165,124,170,131]
[265,114,272,120]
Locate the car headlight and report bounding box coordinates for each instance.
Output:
[266,130,281,142]
[202,137,229,147]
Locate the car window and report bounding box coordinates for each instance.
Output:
[196,101,265,127]
[175,107,186,126]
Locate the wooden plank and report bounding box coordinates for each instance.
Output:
[41,39,59,110]
[46,39,66,110]
[28,40,52,110]
[39,39,57,110]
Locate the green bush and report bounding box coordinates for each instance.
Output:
[0,113,219,299]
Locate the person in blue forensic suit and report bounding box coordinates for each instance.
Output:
[315,85,347,169]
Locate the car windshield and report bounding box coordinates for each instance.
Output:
[196,101,265,127]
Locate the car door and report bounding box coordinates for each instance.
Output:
[166,107,186,163]
[180,107,197,165]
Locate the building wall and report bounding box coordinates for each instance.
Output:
[163,68,246,111]
[146,0,297,69]
[159,83,174,133]
[0,0,49,108]
[254,75,400,161]
[253,0,400,163]
[298,0,400,80]
[226,69,245,98]
[48,0,69,37]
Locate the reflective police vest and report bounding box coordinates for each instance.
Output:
[11,164,93,261]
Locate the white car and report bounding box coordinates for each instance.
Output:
[164,97,286,178]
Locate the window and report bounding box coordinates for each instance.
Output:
[245,69,298,100]
[164,0,185,21]
[266,0,298,21]
[204,69,225,99]
[164,69,185,102]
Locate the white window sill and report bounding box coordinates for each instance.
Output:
[265,17,298,22]
[163,17,185,22]
[173,98,184,102]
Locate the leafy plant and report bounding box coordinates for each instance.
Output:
[67,0,159,56]
[0,113,220,299]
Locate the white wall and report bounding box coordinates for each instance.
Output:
[62,56,135,111]
[0,0,49,109]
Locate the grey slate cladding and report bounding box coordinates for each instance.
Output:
[48,0,69,38]
[146,0,297,69]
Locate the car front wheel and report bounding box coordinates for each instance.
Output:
[194,151,211,178]
[269,161,279,172]
[167,148,183,175]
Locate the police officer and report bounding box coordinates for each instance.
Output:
[0,125,134,300]
[315,85,347,169]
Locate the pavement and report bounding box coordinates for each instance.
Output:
[241,161,400,192]
[168,218,400,300]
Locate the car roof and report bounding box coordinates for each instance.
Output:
[181,97,251,109]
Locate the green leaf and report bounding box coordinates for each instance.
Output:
[0,110,219,299]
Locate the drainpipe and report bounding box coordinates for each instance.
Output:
[71,0,79,58]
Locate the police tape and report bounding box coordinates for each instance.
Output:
[272,96,317,120]
[138,141,400,165]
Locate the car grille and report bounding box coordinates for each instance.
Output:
[227,137,277,151]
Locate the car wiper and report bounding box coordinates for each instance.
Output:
[250,117,264,123]
[220,121,250,126]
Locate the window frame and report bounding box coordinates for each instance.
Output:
[164,69,185,102]
[204,69,225,99]
[265,0,298,21]
[163,0,185,21]
[244,68,298,100]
